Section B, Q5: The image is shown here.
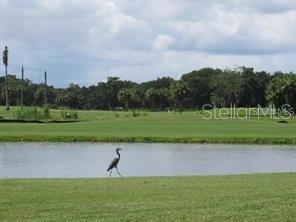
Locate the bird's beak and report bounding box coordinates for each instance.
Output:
[118,148,123,150]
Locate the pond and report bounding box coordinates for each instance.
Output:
[0,143,295,178]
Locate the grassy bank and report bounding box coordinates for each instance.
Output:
[0,106,295,144]
[0,173,295,221]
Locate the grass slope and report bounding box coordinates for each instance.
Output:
[0,106,295,144]
[0,173,295,221]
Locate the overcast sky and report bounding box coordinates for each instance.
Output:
[0,0,295,87]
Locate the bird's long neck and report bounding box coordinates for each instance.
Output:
[116,150,121,159]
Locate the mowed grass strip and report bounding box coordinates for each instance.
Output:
[0,173,295,221]
[0,107,295,143]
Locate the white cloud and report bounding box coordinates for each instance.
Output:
[152,34,175,51]
[0,0,295,87]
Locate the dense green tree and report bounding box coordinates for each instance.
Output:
[34,85,57,106]
[0,68,294,111]
[63,84,84,108]
[144,88,170,110]
[0,75,36,106]
[103,77,136,109]
[140,77,175,90]
[169,80,190,109]
[211,70,242,107]
[238,67,270,107]
[118,88,142,109]
[182,68,221,108]
[266,74,296,113]
[55,88,67,107]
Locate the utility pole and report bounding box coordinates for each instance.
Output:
[21,65,24,109]
[44,71,47,107]
[2,46,9,110]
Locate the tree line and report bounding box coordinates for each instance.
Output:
[0,67,295,112]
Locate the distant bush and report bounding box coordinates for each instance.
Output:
[132,110,140,117]
[14,107,51,120]
[131,110,148,117]
[124,113,131,117]
[48,104,59,109]
[43,106,51,119]
[60,110,79,120]
[173,108,183,114]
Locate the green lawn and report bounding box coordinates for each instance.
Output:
[0,106,295,143]
[0,173,295,221]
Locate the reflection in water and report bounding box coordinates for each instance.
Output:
[0,143,295,178]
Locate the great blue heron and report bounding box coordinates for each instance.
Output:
[107,148,123,177]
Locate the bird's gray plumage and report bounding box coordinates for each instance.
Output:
[107,157,119,172]
[107,148,123,177]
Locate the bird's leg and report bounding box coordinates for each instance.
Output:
[116,167,123,177]
[109,170,112,177]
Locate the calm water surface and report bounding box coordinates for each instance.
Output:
[0,143,295,178]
